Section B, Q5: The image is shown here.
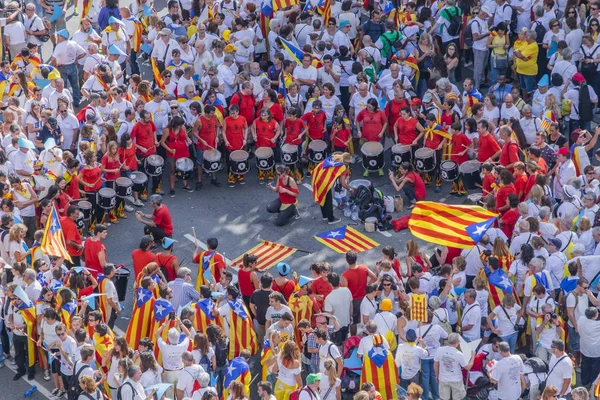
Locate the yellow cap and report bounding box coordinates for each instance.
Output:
[381,298,393,311]
[222,29,231,41]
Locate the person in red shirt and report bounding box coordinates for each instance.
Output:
[477,120,501,163]
[131,235,157,278]
[229,81,256,125]
[266,165,299,226]
[222,104,248,187]
[523,162,539,199]
[394,107,424,147]
[283,107,307,182]
[513,162,528,201]
[160,116,193,196]
[83,224,108,278]
[256,89,284,124]
[331,116,351,153]
[80,151,103,235]
[495,170,517,214]
[135,194,173,242]
[101,142,123,223]
[481,163,497,196]
[500,193,520,238]
[310,262,333,309]
[64,158,81,202]
[302,100,327,176]
[193,104,223,189]
[341,251,377,333]
[356,98,388,143]
[61,205,83,268]
[252,108,281,184]
[423,113,448,192]
[448,123,472,196]
[498,126,521,172]
[389,162,426,209]
[385,85,409,134]
[118,133,143,206]
[130,110,160,197]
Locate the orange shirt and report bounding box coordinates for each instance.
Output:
[224,115,247,151]
[131,249,156,278]
[477,133,501,163]
[255,119,278,148]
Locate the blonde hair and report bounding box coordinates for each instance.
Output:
[493,237,510,258]
[79,375,96,394]
[542,385,559,400]
[331,152,352,164]
[406,240,419,257]
[452,256,466,271]
[9,223,27,242]
[353,391,370,400]
[473,275,486,290]
[528,184,544,204]
[580,216,591,232]
[323,358,337,388]
[407,383,424,400]
[544,93,561,119]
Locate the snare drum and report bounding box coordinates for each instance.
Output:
[230,150,250,175]
[98,188,117,209]
[75,211,85,230]
[361,142,384,171]
[130,171,148,193]
[175,157,194,180]
[115,177,133,197]
[463,193,483,205]
[281,144,298,165]
[255,147,275,170]
[440,160,459,181]
[458,160,482,190]
[145,155,164,176]
[308,140,327,163]
[391,144,412,167]
[203,149,222,173]
[78,201,92,220]
[415,148,435,172]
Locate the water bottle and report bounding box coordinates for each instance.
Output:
[351,205,359,221]
[24,386,37,397]
[344,202,351,217]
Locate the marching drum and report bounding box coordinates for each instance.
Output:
[391,144,412,166]
[230,150,250,175]
[361,142,384,171]
[308,140,327,163]
[33,174,56,200]
[145,154,164,176]
[459,160,482,190]
[98,188,117,209]
[463,193,483,205]
[281,144,299,165]
[131,171,148,192]
[203,149,222,173]
[175,157,194,180]
[78,201,92,220]
[75,211,85,230]
[115,177,133,197]
[350,179,371,190]
[440,160,459,181]
[255,147,275,170]
[414,148,435,172]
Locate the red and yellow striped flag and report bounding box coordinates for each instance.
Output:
[151,57,165,91]
[230,240,296,272]
[192,298,222,332]
[289,293,313,348]
[81,0,92,21]
[41,206,72,262]
[321,0,331,26]
[97,274,110,322]
[272,0,299,12]
[311,157,348,206]
[409,202,498,249]
[361,334,399,400]
[228,299,258,359]
[314,225,379,253]
[128,16,143,52]
[410,293,428,322]
[125,287,156,349]
[261,339,273,381]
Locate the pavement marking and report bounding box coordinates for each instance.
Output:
[4,362,54,399]
[302,183,313,191]
[378,230,393,237]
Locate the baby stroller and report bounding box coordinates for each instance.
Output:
[341,336,362,394]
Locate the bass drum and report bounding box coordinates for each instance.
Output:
[308,140,327,163]
[361,142,384,171]
[459,160,482,190]
[230,150,250,175]
[145,154,164,176]
[281,144,299,165]
[255,147,275,170]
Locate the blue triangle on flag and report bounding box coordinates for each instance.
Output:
[465,217,496,243]
[315,226,348,240]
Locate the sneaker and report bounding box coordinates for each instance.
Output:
[378,169,384,176]
[322,217,328,221]
[183,186,194,193]
[239,178,245,185]
[124,205,134,212]
[56,390,66,397]
[8,360,16,367]
[210,179,221,187]
[362,170,369,177]
[295,211,300,220]
[595,108,600,114]
[464,61,473,67]
[51,388,60,396]
[258,179,265,185]
[27,373,35,380]
[195,182,203,190]
[73,7,79,15]
[228,182,235,188]
[328,218,342,224]
[435,186,441,193]
[169,190,175,197]
[43,369,51,381]
[296,179,303,185]
[133,199,144,207]
[13,373,24,381]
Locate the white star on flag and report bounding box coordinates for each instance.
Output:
[137,291,146,303]
[155,303,165,317]
[499,276,512,290]
[473,223,487,236]
[371,347,385,357]
[328,230,343,239]
[227,364,236,377]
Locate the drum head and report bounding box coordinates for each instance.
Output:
[147,154,164,166]
[99,188,116,197]
[349,179,371,189]
[116,177,132,186]
[459,160,481,174]
[392,144,410,153]
[176,158,194,171]
[309,140,327,151]
[256,147,274,158]
[230,150,249,161]
[441,161,457,170]
[415,148,434,157]
[78,201,92,210]
[204,150,221,162]
[361,141,384,156]
[282,144,297,153]
[131,171,148,184]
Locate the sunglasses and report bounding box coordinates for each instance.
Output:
[58,332,66,337]
[171,106,179,109]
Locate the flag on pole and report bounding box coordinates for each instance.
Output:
[151,57,165,91]
[227,299,258,359]
[409,202,498,249]
[311,156,348,205]
[125,287,156,349]
[361,334,399,400]
[279,37,323,68]
[482,264,520,310]
[12,287,37,367]
[314,225,379,253]
[230,241,296,272]
[410,293,428,322]
[321,0,331,26]
[41,206,72,262]
[272,0,299,12]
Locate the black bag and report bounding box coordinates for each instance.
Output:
[464,20,480,47]
[534,21,546,45]
[353,185,372,209]
[504,4,518,33]
[580,45,600,75]
[443,7,463,37]
[358,204,384,222]
[524,357,548,374]
[538,355,567,393]
[215,341,228,367]
[67,362,92,400]
[577,84,594,123]
[341,370,361,394]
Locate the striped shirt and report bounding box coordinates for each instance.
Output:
[167,278,200,310]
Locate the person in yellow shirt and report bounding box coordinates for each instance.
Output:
[514,29,539,102]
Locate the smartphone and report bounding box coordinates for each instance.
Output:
[169,312,176,320]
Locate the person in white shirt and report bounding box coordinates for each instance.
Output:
[323,273,352,342]
[489,341,525,400]
[117,365,154,400]
[154,318,192,399]
[565,277,599,368]
[144,89,170,136]
[546,339,574,397]
[152,28,178,70]
[534,303,563,363]
[373,298,397,337]
[415,313,449,400]
[488,294,522,353]
[293,54,318,98]
[546,238,567,289]
[257,381,277,400]
[315,329,343,376]
[434,333,475,400]
[522,258,555,305]
[357,321,389,358]
[395,329,429,387]
[52,323,78,384]
[578,307,600,386]
[4,17,26,61]
[100,264,121,328]
[460,289,482,342]
[349,82,377,123]
[217,55,239,100]
[359,284,379,325]
[51,30,87,108]
[176,351,206,399]
[471,7,491,88]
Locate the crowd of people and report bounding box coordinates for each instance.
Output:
[3,0,600,399]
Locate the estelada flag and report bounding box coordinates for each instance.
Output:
[289,293,313,347]
[60,299,77,330]
[12,287,37,367]
[125,287,156,349]
[227,299,258,359]
[195,250,226,290]
[193,298,221,332]
[481,264,521,310]
[152,297,176,365]
[94,331,114,393]
[97,273,111,321]
[41,206,72,262]
[312,156,348,205]
[151,57,165,91]
[409,202,498,249]
[127,16,143,52]
[223,356,251,400]
[261,339,273,381]
[272,0,299,12]
[410,293,428,322]
[361,334,399,400]
[230,241,296,272]
[314,225,379,253]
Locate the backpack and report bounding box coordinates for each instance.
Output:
[185,368,203,395]
[580,45,600,74]
[576,84,594,123]
[380,318,397,351]
[380,31,404,59]
[524,356,549,374]
[67,362,92,400]
[290,386,318,400]
[560,291,578,321]
[464,19,480,48]
[509,142,526,162]
[534,21,546,45]
[214,341,228,367]
[198,353,211,373]
[117,382,137,400]
[157,254,175,281]
[503,4,518,33]
[443,7,463,37]
[352,185,372,209]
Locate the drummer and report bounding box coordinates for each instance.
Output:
[252,108,281,185]
[80,151,103,235]
[159,116,193,197]
[301,100,327,177]
[422,113,449,193]
[448,122,472,196]
[388,162,426,209]
[192,104,223,189]
[131,110,160,199]
[266,165,300,226]
[356,98,387,177]
[118,133,143,207]
[100,141,123,224]
[393,106,425,170]
[282,107,306,183]
[222,104,249,188]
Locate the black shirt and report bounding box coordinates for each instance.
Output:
[250,288,273,325]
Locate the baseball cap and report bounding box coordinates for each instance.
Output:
[548,238,562,249]
[422,93,433,103]
[406,329,417,342]
[556,147,569,155]
[572,72,586,84]
[306,374,321,385]
[380,298,393,311]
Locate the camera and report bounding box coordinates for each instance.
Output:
[550,312,558,320]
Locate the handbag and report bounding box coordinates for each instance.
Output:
[493,53,508,70]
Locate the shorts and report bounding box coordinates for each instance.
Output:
[47,16,66,34]
[439,381,466,400]
[568,324,580,352]
[195,148,205,164]
[352,298,362,325]
[519,74,536,93]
